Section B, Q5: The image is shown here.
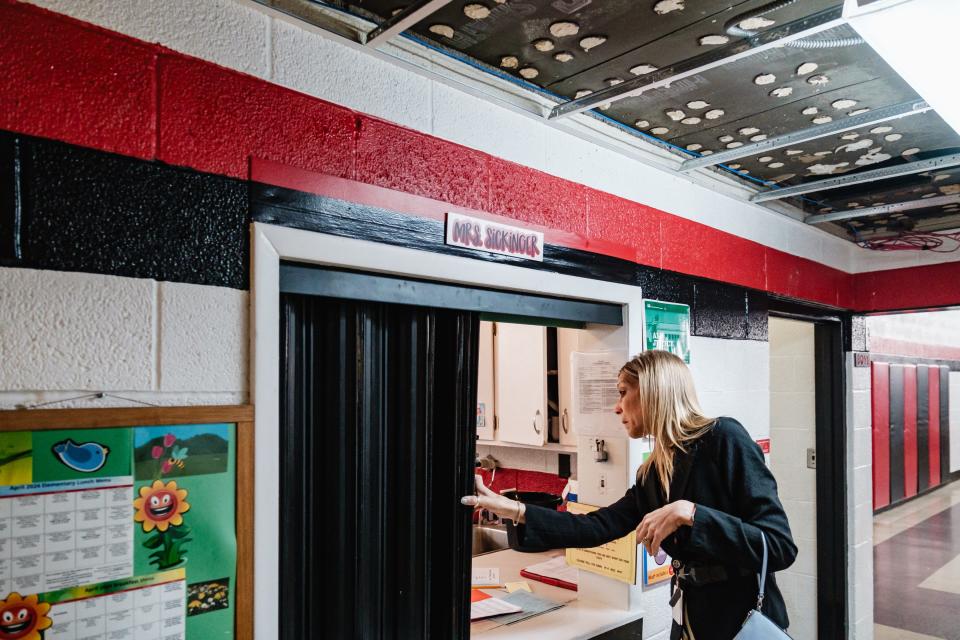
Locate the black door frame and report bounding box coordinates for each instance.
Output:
[768,300,849,640]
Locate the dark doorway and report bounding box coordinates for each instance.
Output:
[279,293,479,639]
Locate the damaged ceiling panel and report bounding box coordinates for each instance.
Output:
[296,0,960,245]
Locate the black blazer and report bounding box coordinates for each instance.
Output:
[518,417,797,640]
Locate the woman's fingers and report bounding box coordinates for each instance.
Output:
[460,495,480,507]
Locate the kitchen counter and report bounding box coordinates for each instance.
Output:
[471,548,643,639]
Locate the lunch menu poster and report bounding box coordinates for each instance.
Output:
[0,423,237,640]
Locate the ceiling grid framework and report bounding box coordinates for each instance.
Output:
[265,0,960,246]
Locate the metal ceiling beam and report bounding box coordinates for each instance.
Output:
[750,153,960,203]
[363,0,453,47]
[548,6,847,120]
[679,100,931,173]
[805,195,960,224]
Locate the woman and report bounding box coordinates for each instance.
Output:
[462,350,796,640]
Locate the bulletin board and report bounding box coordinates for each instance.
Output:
[0,405,253,640]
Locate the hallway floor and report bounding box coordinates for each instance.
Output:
[874,479,960,640]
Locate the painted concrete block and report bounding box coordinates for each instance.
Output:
[432,82,546,170]
[26,0,271,78]
[486,158,589,235]
[272,19,432,132]
[1,2,156,159]
[158,282,248,393]
[0,268,154,390]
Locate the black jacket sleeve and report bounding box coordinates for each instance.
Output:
[678,418,797,572]
[516,485,646,552]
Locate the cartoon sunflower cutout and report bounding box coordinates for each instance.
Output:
[0,593,52,640]
[134,480,190,532]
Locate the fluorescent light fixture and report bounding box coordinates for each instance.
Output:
[845,0,960,136]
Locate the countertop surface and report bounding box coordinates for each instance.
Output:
[471,548,643,639]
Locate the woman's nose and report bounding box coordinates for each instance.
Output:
[614,402,622,414]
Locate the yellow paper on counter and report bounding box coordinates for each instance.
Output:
[505,581,532,593]
[565,502,637,585]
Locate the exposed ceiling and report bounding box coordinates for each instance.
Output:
[265,0,960,246]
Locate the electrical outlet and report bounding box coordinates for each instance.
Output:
[598,473,607,495]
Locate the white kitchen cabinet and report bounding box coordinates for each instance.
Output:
[556,328,578,446]
[494,322,547,446]
[476,321,496,441]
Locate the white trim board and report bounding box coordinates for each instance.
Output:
[252,223,647,636]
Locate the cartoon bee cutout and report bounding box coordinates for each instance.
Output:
[167,446,189,470]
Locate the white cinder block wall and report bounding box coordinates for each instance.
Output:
[868,310,960,348]
[768,318,818,640]
[0,268,247,409]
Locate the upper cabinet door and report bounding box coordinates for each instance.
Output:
[495,323,547,446]
[556,328,578,446]
[476,321,496,442]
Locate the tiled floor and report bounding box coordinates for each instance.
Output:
[874,480,960,640]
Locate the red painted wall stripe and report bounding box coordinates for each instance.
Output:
[903,365,919,498]
[3,0,959,312]
[872,362,891,510]
[929,367,942,486]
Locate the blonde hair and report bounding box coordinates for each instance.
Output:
[620,350,715,494]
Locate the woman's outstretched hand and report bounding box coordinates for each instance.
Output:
[461,475,526,523]
[635,500,696,556]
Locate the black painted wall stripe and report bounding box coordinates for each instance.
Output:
[0,128,859,342]
[941,366,951,482]
[889,365,906,503]
[917,365,929,492]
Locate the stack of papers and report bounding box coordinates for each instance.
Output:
[470,590,523,620]
[520,555,579,590]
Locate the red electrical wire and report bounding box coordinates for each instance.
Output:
[858,230,960,252]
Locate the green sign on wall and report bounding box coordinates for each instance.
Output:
[644,300,691,363]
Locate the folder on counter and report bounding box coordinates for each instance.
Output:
[519,555,579,591]
[470,590,523,620]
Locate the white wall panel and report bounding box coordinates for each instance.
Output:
[0,268,154,391]
[950,372,960,473]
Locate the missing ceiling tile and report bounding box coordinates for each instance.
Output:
[653,0,685,15]
[758,156,773,163]
[740,16,775,30]
[429,24,455,38]
[630,63,658,75]
[699,35,730,45]
[885,133,902,142]
[837,139,874,153]
[580,36,607,51]
[463,4,490,20]
[831,99,858,110]
[533,39,555,52]
[808,162,850,175]
[550,21,580,38]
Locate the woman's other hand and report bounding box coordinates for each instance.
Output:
[635,500,696,555]
[461,475,526,523]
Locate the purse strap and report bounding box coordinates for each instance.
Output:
[756,531,768,611]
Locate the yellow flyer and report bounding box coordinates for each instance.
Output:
[564,502,637,585]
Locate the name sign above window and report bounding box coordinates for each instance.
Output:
[445,212,544,262]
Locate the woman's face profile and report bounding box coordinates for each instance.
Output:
[615,372,644,438]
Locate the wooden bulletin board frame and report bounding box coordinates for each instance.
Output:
[0,405,254,640]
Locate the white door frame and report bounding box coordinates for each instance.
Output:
[251,222,645,637]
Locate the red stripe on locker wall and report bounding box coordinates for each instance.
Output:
[872,362,891,509]
[903,366,919,498]
[929,367,942,486]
